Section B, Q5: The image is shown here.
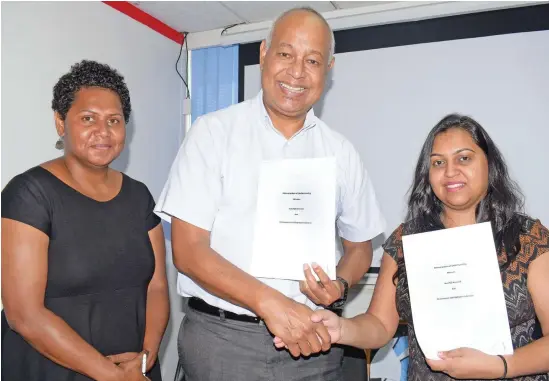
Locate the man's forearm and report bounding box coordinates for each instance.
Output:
[173,241,283,316]
[337,241,373,287]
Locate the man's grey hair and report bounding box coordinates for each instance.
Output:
[265,7,335,62]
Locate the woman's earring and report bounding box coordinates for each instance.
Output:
[55,136,64,150]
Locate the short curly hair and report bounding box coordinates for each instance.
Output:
[52,60,132,122]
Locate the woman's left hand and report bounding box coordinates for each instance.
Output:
[426,348,506,379]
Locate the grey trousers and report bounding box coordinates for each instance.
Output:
[177,306,344,381]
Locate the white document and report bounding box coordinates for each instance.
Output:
[250,157,337,281]
[402,222,513,360]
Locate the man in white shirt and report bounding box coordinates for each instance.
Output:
[156,6,385,381]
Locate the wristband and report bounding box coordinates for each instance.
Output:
[497,355,507,379]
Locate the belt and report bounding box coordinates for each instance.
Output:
[188,297,343,324]
[188,297,262,324]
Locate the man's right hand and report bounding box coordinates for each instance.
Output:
[259,296,332,357]
[273,309,344,353]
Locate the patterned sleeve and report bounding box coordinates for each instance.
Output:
[382,224,405,263]
[522,219,549,263]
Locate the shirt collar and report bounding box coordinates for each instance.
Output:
[255,90,317,136]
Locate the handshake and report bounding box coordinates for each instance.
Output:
[269,305,344,358]
[260,264,346,358]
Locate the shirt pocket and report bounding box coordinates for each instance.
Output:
[221,151,261,216]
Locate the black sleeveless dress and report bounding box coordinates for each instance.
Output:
[1,166,162,381]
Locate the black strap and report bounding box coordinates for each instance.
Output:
[188,297,262,324]
[497,355,508,379]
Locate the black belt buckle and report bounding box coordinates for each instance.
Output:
[189,297,262,324]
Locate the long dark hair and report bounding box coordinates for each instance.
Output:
[401,114,525,273]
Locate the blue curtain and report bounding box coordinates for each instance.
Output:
[191,45,239,123]
[162,45,239,240]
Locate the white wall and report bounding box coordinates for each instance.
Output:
[1,2,185,379]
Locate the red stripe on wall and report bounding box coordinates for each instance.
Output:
[103,1,184,45]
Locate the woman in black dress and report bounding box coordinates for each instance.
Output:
[2,60,169,381]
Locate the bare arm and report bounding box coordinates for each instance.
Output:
[505,253,549,377]
[1,218,126,381]
[142,224,170,371]
[339,253,401,349]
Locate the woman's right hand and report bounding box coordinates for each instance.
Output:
[272,309,344,352]
[310,309,344,344]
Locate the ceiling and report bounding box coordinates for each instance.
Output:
[133,1,396,33]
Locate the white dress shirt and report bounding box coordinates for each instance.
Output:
[155,91,386,316]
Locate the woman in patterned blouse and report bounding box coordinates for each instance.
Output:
[275,114,549,380]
